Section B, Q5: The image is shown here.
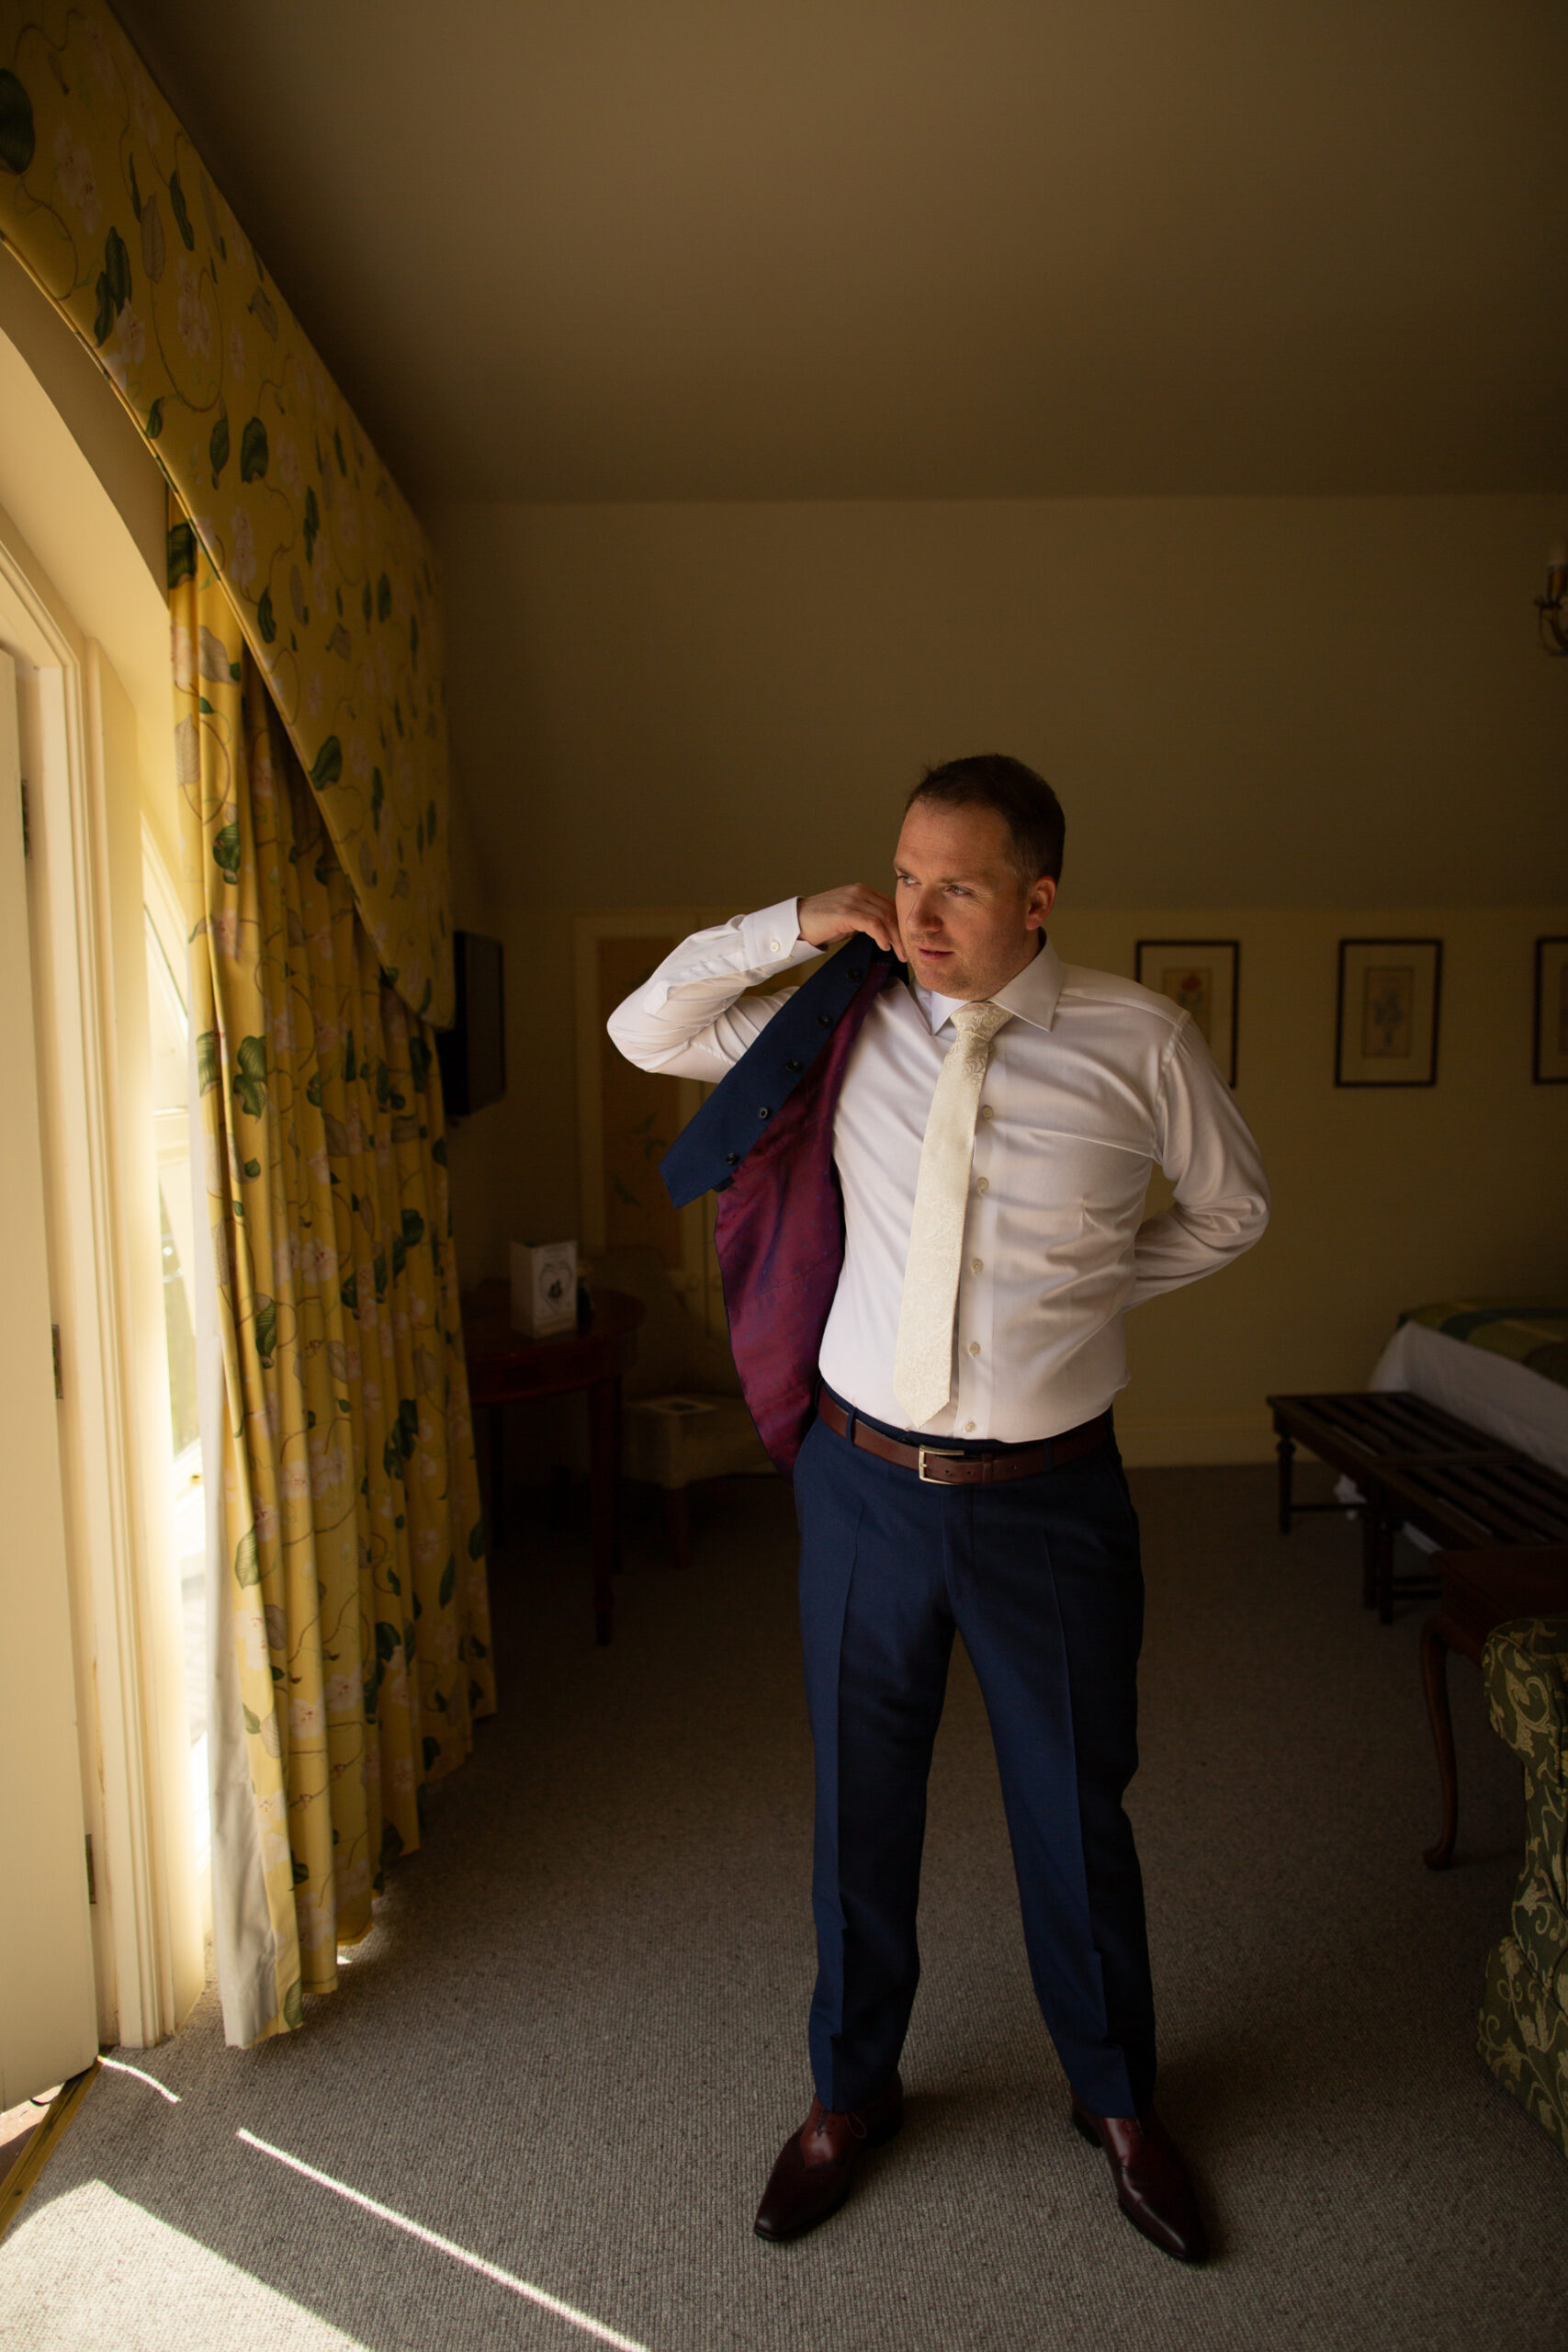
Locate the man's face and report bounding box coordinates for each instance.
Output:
[892,800,1057,1002]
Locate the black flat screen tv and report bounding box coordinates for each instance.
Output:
[437,931,505,1115]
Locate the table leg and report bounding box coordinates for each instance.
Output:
[1360,1503,1400,1623]
[546,1464,571,1532]
[1275,1425,1296,1534]
[1420,1610,1460,1870]
[1375,1514,1396,1624]
[1360,1503,1382,1611]
[663,1487,691,1572]
[587,1374,622,1646]
[488,1401,506,1553]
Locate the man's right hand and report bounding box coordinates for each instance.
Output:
[797,885,903,956]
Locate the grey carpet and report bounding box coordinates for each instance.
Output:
[4,1465,1566,2352]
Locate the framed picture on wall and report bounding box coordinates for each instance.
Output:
[1134,940,1239,1085]
[1335,938,1442,1086]
[1534,937,1568,1083]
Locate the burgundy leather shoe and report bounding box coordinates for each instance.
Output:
[753,2075,904,2242]
[1070,2094,1209,2263]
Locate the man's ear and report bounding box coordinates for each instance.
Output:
[1028,875,1057,931]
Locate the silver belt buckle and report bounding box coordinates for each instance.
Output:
[918,1447,964,1483]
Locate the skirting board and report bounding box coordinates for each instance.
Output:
[1114,1411,1276,1468]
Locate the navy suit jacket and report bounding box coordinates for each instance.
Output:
[660,941,903,1477]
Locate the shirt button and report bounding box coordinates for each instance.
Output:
[967,1340,981,1357]
[971,1258,983,1273]
[964,1421,976,1434]
[976,1178,989,1193]
[768,939,782,955]
[979,1105,995,1120]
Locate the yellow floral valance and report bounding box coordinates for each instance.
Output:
[0,0,453,1024]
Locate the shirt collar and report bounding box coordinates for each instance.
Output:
[915,937,1064,1035]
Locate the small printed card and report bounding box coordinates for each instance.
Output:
[510,1239,578,1338]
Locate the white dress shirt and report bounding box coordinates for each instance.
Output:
[607,899,1269,1442]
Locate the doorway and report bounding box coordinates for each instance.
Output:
[0,300,205,2075]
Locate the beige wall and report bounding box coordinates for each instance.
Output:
[432,494,1565,910]
[432,494,1568,1461]
[1060,902,1563,1459]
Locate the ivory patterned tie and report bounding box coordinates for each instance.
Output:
[893,1000,1012,1429]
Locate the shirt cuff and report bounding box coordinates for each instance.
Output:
[739,899,816,973]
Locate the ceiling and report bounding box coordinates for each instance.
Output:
[111,1,1568,508]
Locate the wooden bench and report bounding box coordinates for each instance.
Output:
[1267,1391,1568,1623]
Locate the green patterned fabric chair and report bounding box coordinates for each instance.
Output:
[1479,1614,1568,2155]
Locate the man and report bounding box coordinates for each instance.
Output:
[607,755,1268,2263]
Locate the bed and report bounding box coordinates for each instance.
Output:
[1367,1303,1568,1480]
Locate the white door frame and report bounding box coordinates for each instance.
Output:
[0,645,97,2103]
[0,514,201,2052]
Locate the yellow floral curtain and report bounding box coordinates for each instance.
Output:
[175,530,492,2044]
[0,0,453,1022]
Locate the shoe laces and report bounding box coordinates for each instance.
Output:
[807,2100,869,2144]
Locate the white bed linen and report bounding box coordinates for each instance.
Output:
[1367,1317,1568,1480]
[1330,1318,1568,1540]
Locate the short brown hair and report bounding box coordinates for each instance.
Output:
[906,753,1066,886]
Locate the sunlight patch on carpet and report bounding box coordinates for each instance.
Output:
[97,2058,181,2102]
[0,2180,372,2349]
[238,2130,651,2352]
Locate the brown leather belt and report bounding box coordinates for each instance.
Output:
[818,1392,1111,1485]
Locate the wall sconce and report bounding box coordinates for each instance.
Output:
[1538,541,1568,655]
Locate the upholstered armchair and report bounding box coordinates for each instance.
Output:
[592,1246,773,1567]
[1478,1613,1568,2157]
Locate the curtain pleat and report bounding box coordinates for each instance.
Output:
[173,528,493,2044]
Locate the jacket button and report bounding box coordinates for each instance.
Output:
[818,1013,832,1027]
[784,1058,802,1072]
[847,966,863,981]
[758,1106,771,1120]
[725,1152,739,1166]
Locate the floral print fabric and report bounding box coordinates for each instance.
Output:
[175,537,492,2041]
[0,0,454,1022]
[1478,1613,1568,2157]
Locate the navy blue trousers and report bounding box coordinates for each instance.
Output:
[795,1396,1156,2120]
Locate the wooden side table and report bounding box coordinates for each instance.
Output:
[461,1283,646,1646]
[1419,1544,1568,1869]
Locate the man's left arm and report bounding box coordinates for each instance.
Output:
[1128,1017,1269,1306]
